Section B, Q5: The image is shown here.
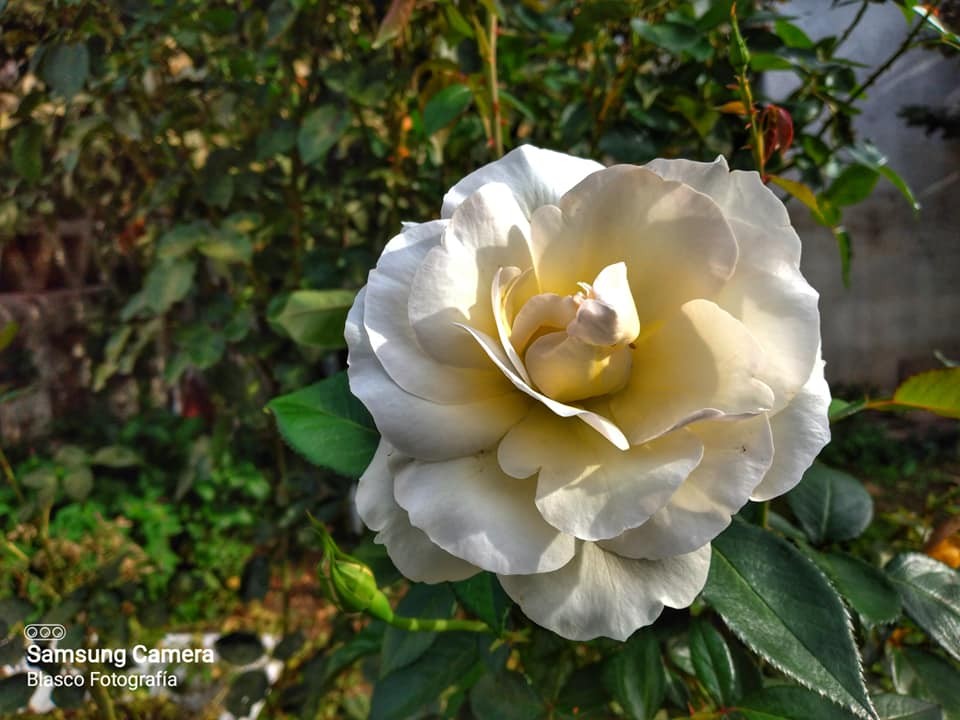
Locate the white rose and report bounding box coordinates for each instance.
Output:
[346,146,830,641]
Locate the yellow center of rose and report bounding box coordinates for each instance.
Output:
[499,262,640,403]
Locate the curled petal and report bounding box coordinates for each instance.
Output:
[347,288,530,461]
[442,145,603,219]
[529,166,738,321]
[498,406,704,541]
[394,452,576,575]
[408,183,532,368]
[498,542,712,641]
[457,323,630,450]
[364,220,514,403]
[752,354,831,501]
[355,441,479,582]
[600,414,774,559]
[612,299,775,446]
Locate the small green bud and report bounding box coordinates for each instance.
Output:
[328,557,395,622]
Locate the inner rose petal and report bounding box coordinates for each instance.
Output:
[507,262,641,403]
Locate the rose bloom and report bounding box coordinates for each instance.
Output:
[346,146,830,641]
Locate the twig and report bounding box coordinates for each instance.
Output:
[487,11,503,158]
[835,0,869,52]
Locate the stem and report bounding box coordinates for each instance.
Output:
[0,446,23,503]
[738,71,766,177]
[759,501,770,530]
[815,10,929,143]
[835,0,869,52]
[391,614,491,633]
[486,11,503,158]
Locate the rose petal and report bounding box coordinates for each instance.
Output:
[356,441,479,582]
[713,245,821,412]
[498,542,711,641]
[441,145,603,219]
[600,414,774,559]
[751,353,831,501]
[612,298,774,446]
[364,220,513,403]
[644,156,800,266]
[347,288,530,461]
[409,183,532,368]
[457,323,630,450]
[497,405,704,540]
[529,166,738,321]
[394,452,576,575]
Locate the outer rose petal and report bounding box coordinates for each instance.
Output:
[600,414,774,559]
[497,406,704,541]
[409,183,533,368]
[394,451,576,575]
[364,220,513,404]
[751,354,831,501]
[498,542,711,641]
[529,166,738,320]
[442,145,603,219]
[612,299,775,446]
[355,441,479,583]
[644,156,799,266]
[644,156,820,412]
[346,288,530,461]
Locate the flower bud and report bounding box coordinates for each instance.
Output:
[326,556,395,622]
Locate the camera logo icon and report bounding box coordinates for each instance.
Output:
[24,624,66,641]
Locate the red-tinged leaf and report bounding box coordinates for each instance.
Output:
[373,0,416,49]
[761,105,794,163]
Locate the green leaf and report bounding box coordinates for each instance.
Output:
[830,398,868,423]
[12,123,43,182]
[603,630,665,720]
[270,289,355,349]
[631,19,700,54]
[825,165,880,207]
[690,619,740,706]
[470,670,544,720]
[198,228,253,264]
[735,685,861,719]
[90,446,142,468]
[22,467,58,504]
[703,520,876,720]
[422,83,473,137]
[890,647,960,720]
[787,463,873,544]
[873,693,944,720]
[298,105,350,165]
[887,554,960,662]
[370,632,479,720]
[381,584,455,678]
[774,20,815,48]
[749,52,795,71]
[848,144,920,212]
[62,465,93,501]
[807,551,901,626]
[891,369,960,419]
[215,631,265,665]
[156,222,207,259]
[143,259,195,315]
[41,42,90,99]
[0,674,32,714]
[268,372,378,478]
[451,572,511,633]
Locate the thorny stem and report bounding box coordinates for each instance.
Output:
[815,9,931,144]
[835,0,869,52]
[487,11,503,158]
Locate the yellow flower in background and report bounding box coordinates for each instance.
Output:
[346,146,830,641]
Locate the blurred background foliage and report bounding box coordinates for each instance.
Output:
[0,0,958,717]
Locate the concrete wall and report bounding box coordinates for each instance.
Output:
[769,1,960,389]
